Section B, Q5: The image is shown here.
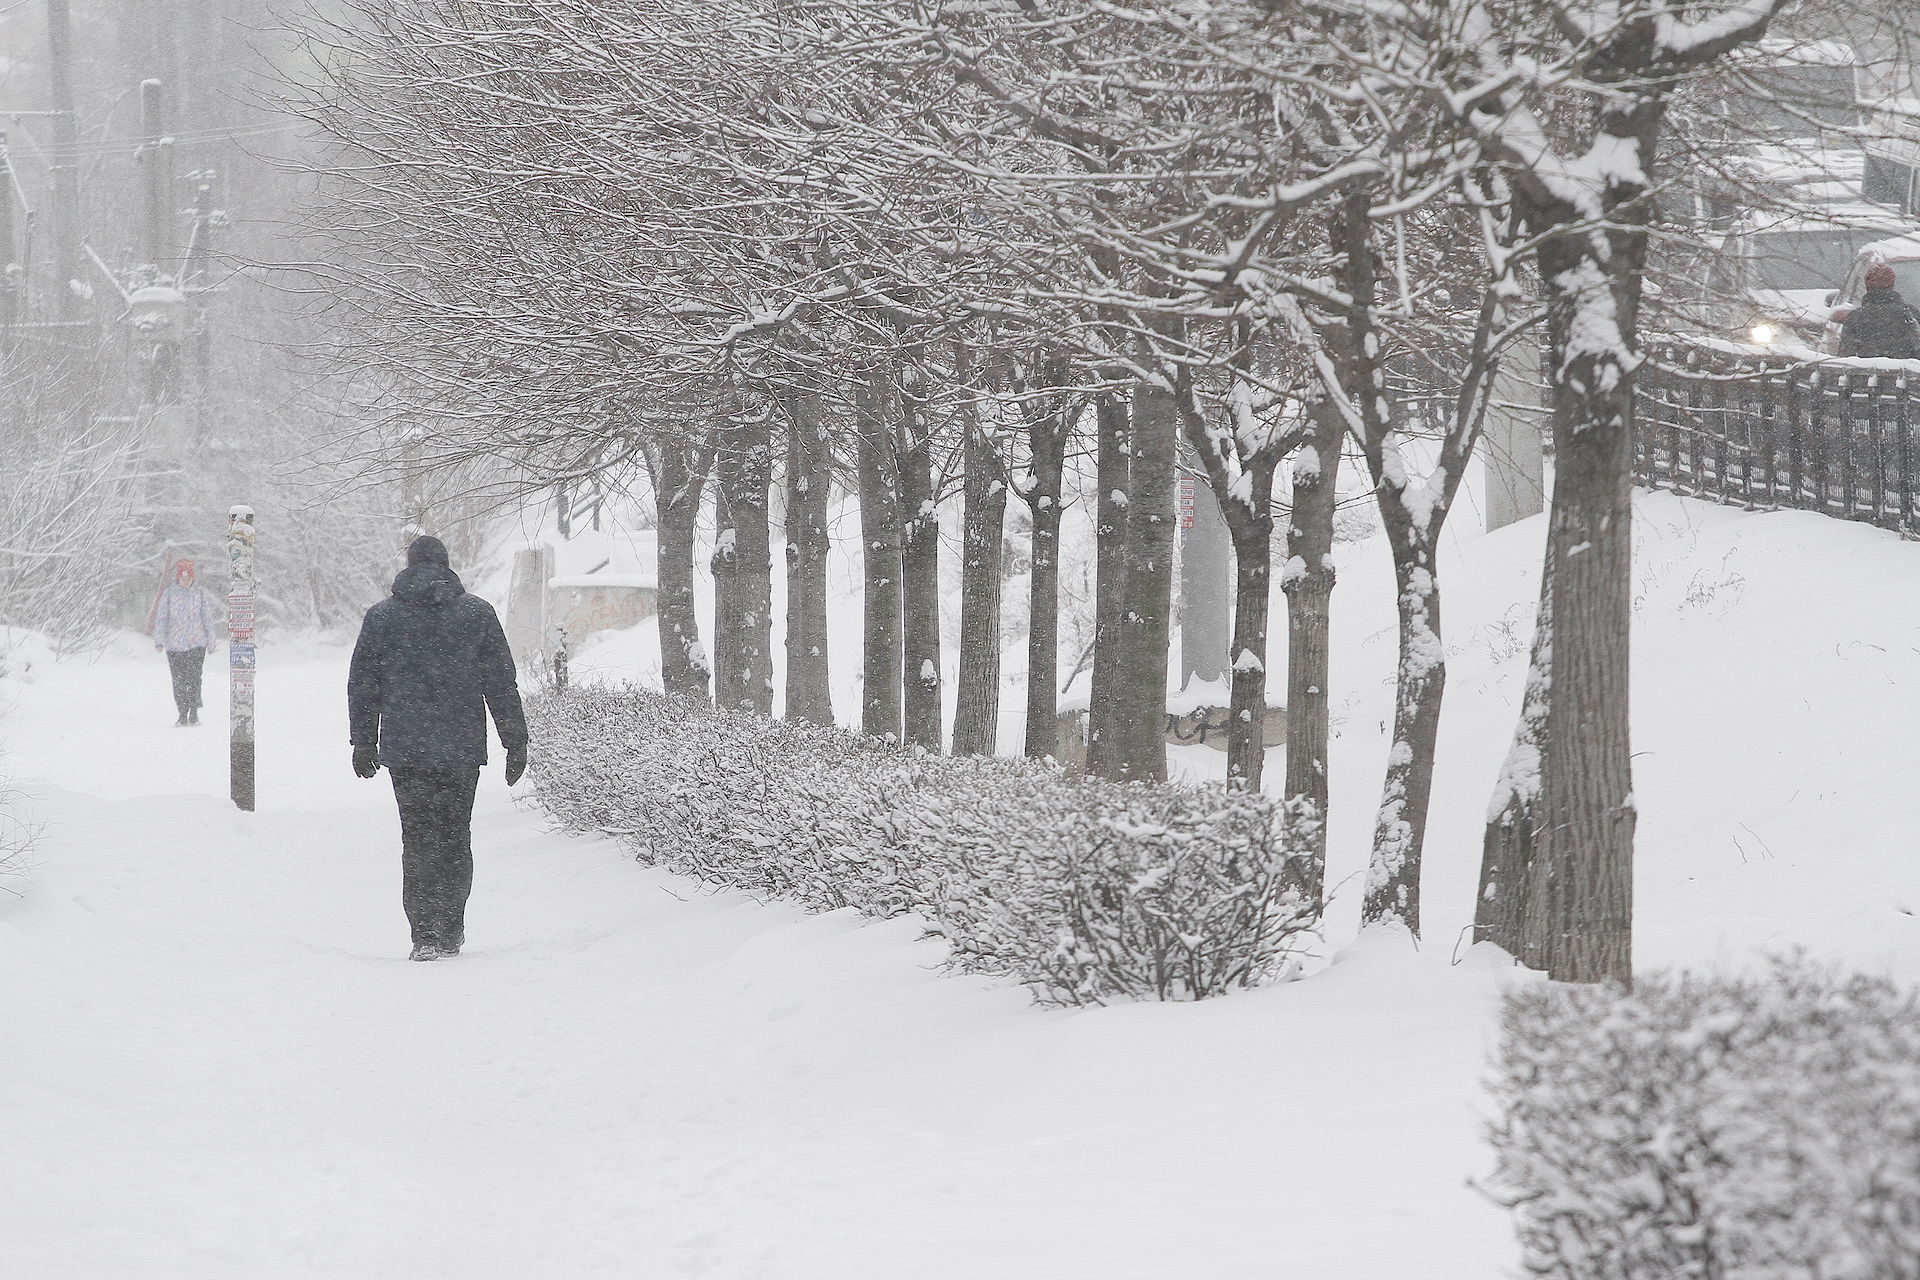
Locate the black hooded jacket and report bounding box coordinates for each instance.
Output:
[1838,288,1920,359]
[347,563,528,770]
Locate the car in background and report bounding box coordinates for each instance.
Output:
[1819,231,1920,352]
[1707,205,1917,348]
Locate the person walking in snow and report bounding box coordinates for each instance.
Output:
[151,559,221,727]
[1838,264,1920,360]
[347,535,529,962]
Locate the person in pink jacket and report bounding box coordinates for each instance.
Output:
[150,559,221,726]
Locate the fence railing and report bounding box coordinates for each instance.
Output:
[1635,341,1920,534]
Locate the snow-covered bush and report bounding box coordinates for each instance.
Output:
[1486,961,1920,1279]
[527,686,1317,1004]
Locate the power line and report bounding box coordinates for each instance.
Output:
[2,117,304,161]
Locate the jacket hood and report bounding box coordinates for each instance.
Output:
[1863,287,1905,305]
[391,562,466,606]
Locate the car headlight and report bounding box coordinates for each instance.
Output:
[1749,320,1780,345]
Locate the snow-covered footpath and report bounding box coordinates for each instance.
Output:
[0,651,1511,1276]
[4,491,1920,1278]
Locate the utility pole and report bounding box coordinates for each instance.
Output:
[182,178,215,393]
[139,79,175,276]
[227,505,257,812]
[44,0,84,319]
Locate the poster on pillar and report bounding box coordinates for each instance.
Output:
[228,505,256,812]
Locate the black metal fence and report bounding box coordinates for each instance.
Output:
[1636,343,1920,534]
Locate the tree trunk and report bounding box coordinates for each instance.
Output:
[1024,498,1062,760]
[1112,373,1176,783]
[1490,98,1655,986]
[715,416,774,715]
[1535,316,1637,985]
[1282,411,1341,911]
[1225,519,1273,788]
[709,489,742,711]
[898,401,943,751]
[951,410,1006,757]
[782,396,833,726]
[1086,394,1131,776]
[1477,562,1552,965]
[1020,357,1070,761]
[856,371,904,743]
[648,444,711,703]
[1360,529,1445,937]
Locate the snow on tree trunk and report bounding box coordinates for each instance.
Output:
[649,444,710,704]
[1531,226,1642,986]
[1361,540,1446,937]
[951,408,1007,757]
[1282,412,1341,908]
[1086,393,1131,778]
[1113,371,1176,783]
[1226,525,1273,789]
[715,415,774,715]
[709,490,742,712]
[899,403,943,752]
[782,398,833,727]
[856,371,904,744]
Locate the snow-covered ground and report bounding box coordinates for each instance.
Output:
[4,490,1919,1277]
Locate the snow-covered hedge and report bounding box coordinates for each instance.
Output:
[1486,961,1920,1278]
[526,686,1317,1005]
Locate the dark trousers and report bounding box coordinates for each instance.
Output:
[389,768,481,949]
[165,647,206,716]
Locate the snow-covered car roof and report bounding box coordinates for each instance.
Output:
[1743,37,1856,67]
[1859,231,1920,263]
[1728,203,1914,238]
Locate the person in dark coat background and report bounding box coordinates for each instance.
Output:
[1838,263,1920,359]
[348,535,529,961]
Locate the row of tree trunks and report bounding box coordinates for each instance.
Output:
[782,393,834,726]
[950,376,1007,757]
[648,442,712,703]
[1085,394,1131,777]
[898,391,944,751]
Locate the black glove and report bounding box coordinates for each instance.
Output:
[504,744,528,786]
[352,743,379,779]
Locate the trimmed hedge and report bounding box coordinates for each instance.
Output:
[1486,960,1920,1278]
[526,686,1318,1004]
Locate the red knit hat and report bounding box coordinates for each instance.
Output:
[173,559,195,583]
[1866,263,1897,291]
